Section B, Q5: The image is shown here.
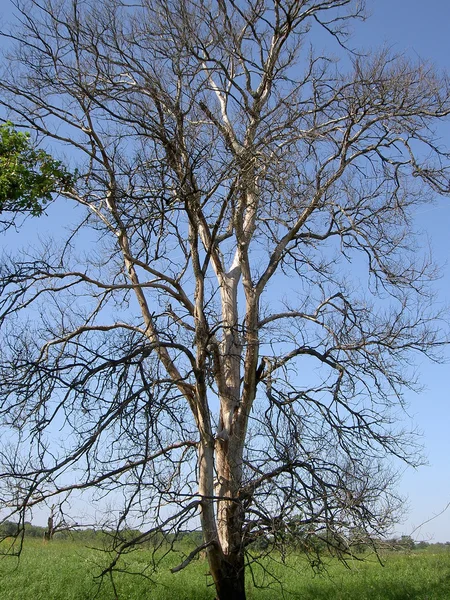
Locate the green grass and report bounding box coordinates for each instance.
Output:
[0,539,449,599]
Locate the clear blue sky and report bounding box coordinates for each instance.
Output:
[352,0,450,542]
[0,0,449,542]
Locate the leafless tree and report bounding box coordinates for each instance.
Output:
[0,1,449,598]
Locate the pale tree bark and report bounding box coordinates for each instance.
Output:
[0,1,449,599]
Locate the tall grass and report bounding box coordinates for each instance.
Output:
[0,539,448,599]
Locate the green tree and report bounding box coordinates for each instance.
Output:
[0,122,72,221]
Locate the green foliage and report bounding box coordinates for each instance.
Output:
[0,122,73,216]
[23,521,47,538]
[0,520,18,537]
[385,535,417,551]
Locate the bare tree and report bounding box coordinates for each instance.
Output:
[0,0,449,598]
[43,503,75,541]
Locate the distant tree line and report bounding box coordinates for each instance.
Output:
[0,520,109,542]
[383,536,450,552]
[2,520,449,556]
[0,520,198,546]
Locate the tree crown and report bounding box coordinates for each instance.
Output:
[0,122,73,218]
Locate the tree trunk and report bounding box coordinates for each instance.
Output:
[44,509,55,541]
[209,549,246,600]
[199,432,247,600]
[211,431,247,599]
[196,264,248,599]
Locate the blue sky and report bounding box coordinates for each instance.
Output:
[0,0,449,541]
[352,0,450,542]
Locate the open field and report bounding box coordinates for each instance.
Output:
[0,539,449,599]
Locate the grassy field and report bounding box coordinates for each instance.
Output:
[0,539,449,599]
